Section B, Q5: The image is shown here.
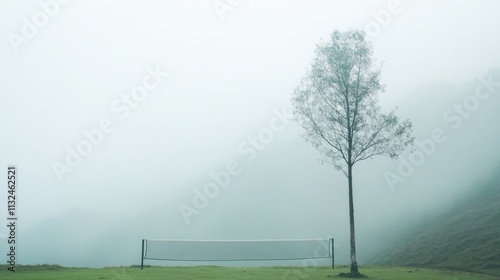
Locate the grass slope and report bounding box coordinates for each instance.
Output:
[0,265,497,280]
[375,175,500,276]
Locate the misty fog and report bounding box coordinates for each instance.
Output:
[1,0,500,268]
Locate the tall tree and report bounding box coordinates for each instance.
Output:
[291,30,414,277]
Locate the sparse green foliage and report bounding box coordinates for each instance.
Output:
[291,29,414,276]
[292,30,413,175]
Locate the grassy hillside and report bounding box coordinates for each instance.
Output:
[374,173,500,276]
[0,265,497,280]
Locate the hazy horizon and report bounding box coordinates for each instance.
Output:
[1,0,500,268]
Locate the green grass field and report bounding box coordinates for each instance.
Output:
[0,265,497,280]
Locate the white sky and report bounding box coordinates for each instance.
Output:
[1,0,500,267]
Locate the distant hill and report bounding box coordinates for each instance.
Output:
[373,171,500,276]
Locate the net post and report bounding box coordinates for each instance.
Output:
[331,238,334,269]
[141,239,145,270]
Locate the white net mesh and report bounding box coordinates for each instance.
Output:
[143,239,332,261]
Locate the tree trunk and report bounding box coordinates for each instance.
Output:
[348,163,359,275]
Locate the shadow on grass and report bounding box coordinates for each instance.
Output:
[336,272,369,278]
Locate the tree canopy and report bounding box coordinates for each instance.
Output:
[292,30,413,176]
